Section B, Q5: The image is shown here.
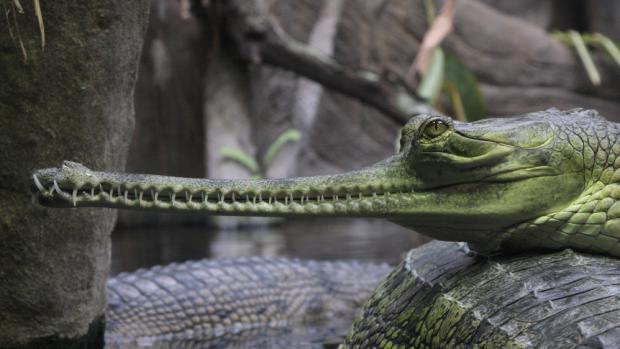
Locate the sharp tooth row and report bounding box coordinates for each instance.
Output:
[33,175,413,207]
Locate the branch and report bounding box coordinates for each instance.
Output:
[224,0,435,124]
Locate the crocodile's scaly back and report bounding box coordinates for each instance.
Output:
[106,257,391,347]
[31,108,620,257]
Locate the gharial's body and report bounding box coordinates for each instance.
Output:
[31,109,620,347]
[106,257,390,348]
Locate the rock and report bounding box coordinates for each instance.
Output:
[0,1,149,347]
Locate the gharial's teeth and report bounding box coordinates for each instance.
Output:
[139,191,143,205]
[72,188,77,207]
[33,175,45,192]
[91,187,95,197]
[123,190,128,204]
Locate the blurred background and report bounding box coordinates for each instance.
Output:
[111,0,620,275]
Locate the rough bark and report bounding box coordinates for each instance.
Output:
[225,0,432,127]
[118,0,207,227]
[442,0,620,116]
[480,0,553,28]
[222,0,620,125]
[0,1,149,347]
[344,240,620,348]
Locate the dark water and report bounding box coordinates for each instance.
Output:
[109,218,427,348]
[111,218,427,275]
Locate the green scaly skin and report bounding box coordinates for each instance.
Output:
[31,108,620,257]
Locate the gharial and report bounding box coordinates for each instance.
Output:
[31,108,620,348]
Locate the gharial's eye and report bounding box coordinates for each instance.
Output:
[423,119,449,139]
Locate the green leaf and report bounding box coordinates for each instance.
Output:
[33,0,45,50]
[219,147,260,175]
[263,129,302,168]
[13,0,24,13]
[416,48,445,103]
[592,33,620,68]
[423,0,436,23]
[569,30,601,86]
[442,53,486,121]
[443,80,466,121]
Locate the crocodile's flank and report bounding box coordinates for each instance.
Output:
[106,257,391,348]
[32,108,620,257]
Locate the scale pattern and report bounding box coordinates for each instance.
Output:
[106,257,391,347]
[504,112,620,257]
[342,241,620,348]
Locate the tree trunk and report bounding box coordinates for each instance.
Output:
[0,1,149,347]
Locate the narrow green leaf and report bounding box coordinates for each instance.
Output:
[13,0,23,13]
[33,0,45,50]
[550,30,571,44]
[423,0,436,23]
[592,33,620,68]
[263,129,302,168]
[416,48,444,103]
[443,81,466,121]
[569,30,601,86]
[219,147,260,175]
[442,53,486,121]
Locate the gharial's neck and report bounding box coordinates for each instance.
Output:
[503,178,620,257]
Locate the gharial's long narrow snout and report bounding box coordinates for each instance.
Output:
[31,160,417,217]
[31,110,614,256]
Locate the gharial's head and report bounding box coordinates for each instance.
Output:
[32,109,612,250]
[385,108,599,244]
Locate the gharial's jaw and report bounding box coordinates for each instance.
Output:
[31,160,419,217]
